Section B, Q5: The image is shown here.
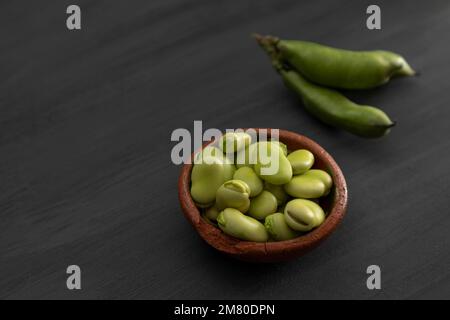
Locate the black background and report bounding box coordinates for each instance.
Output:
[1,0,449,299]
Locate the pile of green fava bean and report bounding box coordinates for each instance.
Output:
[190,132,333,242]
[254,34,416,138]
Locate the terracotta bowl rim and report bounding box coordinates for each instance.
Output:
[178,128,348,262]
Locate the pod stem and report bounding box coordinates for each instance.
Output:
[387,121,397,128]
[253,33,286,72]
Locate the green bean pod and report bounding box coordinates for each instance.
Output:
[215,180,251,213]
[254,36,395,138]
[258,35,415,89]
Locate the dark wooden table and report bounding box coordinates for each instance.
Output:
[1,0,449,299]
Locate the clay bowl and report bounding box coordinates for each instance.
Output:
[178,129,348,263]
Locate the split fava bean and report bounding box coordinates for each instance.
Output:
[265,212,299,241]
[254,35,396,138]
[233,167,263,197]
[284,199,325,232]
[215,180,251,213]
[287,149,314,175]
[248,190,278,220]
[217,208,268,242]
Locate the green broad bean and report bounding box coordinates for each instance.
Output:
[217,208,269,242]
[235,141,287,168]
[276,38,415,90]
[204,205,220,223]
[219,132,252,154]
[215,180,251,213]
[265,212,299,241]
[195,146,223,162]
[191,138,333,243]
[284,173,328,199]
[233,167,263,197]
[284,70,394,138]
[304,169,333,190]
[195,146,236,180]
[191,156,228,207]
[248,190,278,220]
[284,199,325,232]
[285,70,394,138]
[287,149,315,175]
